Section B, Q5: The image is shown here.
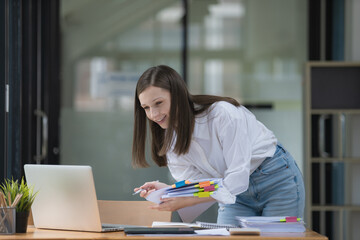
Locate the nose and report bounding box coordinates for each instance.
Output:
[149,108,159,120]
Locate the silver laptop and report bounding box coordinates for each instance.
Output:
[24,164,131,232]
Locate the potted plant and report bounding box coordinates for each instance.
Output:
[0,177,38,233]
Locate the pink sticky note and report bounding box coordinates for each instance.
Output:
[285,216,298,222]
[203,185,215,192]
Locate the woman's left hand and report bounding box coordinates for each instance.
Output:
[150,197,195,211]
[150,196,215,212]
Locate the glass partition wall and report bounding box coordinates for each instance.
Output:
[187,0,306,171]
[60,0,181,201]
[60,0,306,221]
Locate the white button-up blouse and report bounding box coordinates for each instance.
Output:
[166,101,277,204]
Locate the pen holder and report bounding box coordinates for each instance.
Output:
[0,207,16,234]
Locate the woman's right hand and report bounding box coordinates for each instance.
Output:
[134,181,169,198]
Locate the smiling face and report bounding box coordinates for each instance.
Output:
[138,86,171,129]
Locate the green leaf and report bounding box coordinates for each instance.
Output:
[0,177,38,212]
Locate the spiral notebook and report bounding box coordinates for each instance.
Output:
[196,221,236,229]
[152,221,236,230]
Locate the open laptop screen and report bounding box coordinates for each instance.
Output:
[24,164,104,232]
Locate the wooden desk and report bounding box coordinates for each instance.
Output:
[0,226,328,240]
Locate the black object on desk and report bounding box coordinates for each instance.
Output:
[124,227,195,234]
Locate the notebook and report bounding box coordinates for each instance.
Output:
[24,164,136,232]
[124,227,195,235]
[152,221,237,230]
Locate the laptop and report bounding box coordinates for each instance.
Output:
[24,164,135,232]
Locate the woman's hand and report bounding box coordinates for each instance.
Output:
[151,196,216,212]
[133,181,169,198]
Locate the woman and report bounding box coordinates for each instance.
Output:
[132,65,305,225]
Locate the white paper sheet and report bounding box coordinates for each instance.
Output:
[195,228,230,236]
[146,188,216,222]
[177,201,215,222]
[146,187,169,204]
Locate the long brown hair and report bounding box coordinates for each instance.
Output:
[132,65,240,168]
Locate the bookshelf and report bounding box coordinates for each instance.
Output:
[305,62,360,240]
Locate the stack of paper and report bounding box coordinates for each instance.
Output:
[161,179,219,199]
[146,178,221,222]
[236,216,306,233]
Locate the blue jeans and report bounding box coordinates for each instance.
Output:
[217,144,305,226]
